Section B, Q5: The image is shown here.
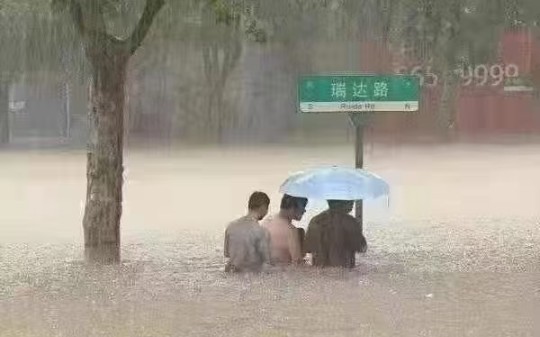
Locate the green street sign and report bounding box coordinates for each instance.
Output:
[298,75,420,113]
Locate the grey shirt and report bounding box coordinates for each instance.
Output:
[224,215,271,272]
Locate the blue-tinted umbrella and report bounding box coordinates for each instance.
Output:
[279,166,389,201]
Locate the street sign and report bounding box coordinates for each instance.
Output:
[298,75,420,113]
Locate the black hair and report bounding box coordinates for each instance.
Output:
[248,191,270,210]
[327,200,354,210]
[280,194,308,210]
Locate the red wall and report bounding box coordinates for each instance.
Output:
[359,31,540,137]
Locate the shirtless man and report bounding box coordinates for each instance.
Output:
[262,194,308,266]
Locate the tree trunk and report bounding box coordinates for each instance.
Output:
[437,68,459,139]
[65,0,165,264]
[0,82,10,145]
[83,55,128,264]
[205,85,226,142]
[215,88,225,141]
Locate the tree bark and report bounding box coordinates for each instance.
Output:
[204,83,226,141]
[437,68,459,139]
[0,81,10,145]
[82,51,128,264]
[201,4,243,142]
[66,0,165,264]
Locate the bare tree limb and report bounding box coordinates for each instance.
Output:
[68,0,86,37]
[220,23,242,88]
[211,42,219,81]
[203,46,213,83]
[65,0,119,54]
[126,0,166,55]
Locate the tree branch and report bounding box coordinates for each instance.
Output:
[203,45,213,83]
[220,27,242,88]
[65,0,119,54]
[68,0,86,38]
[126,0,166,55]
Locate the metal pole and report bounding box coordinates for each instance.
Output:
[354,123,364,234]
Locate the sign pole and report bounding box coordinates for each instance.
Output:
[354,122,364,233]
[349,113,368,234]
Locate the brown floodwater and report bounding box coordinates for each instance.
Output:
[1,143,539,336]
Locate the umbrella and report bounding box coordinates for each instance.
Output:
[279,166,389,201]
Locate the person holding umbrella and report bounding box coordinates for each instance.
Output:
[278,166,389,269]
[305,200,367,268]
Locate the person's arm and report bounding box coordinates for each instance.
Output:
[348,218,367,253]
[287,227,303,264]
[304,218,320,254]
[359,232,367,253]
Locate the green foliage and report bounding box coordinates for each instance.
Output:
[394,0,540,70]
[207,0,267,42]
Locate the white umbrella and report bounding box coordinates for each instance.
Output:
[279,166,389,201]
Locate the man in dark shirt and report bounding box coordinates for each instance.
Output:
[305,200,367,268]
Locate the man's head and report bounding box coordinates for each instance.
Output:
[327,200,354,213]
[248,191,270,220]
[280,194,308,221]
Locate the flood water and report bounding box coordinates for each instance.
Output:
[1,143,539,337]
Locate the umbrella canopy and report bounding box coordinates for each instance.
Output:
[279,166,389,201]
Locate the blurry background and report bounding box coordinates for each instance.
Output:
[2,0,540,149]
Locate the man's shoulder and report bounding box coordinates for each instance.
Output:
[341,212,358,222]
[261,214,280,227]
[338,213,360,227]
[312,210,330,219]
[226,215,256,230]
[225,217,241,229]
[309,210,331,224]
[309,211,357,226]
